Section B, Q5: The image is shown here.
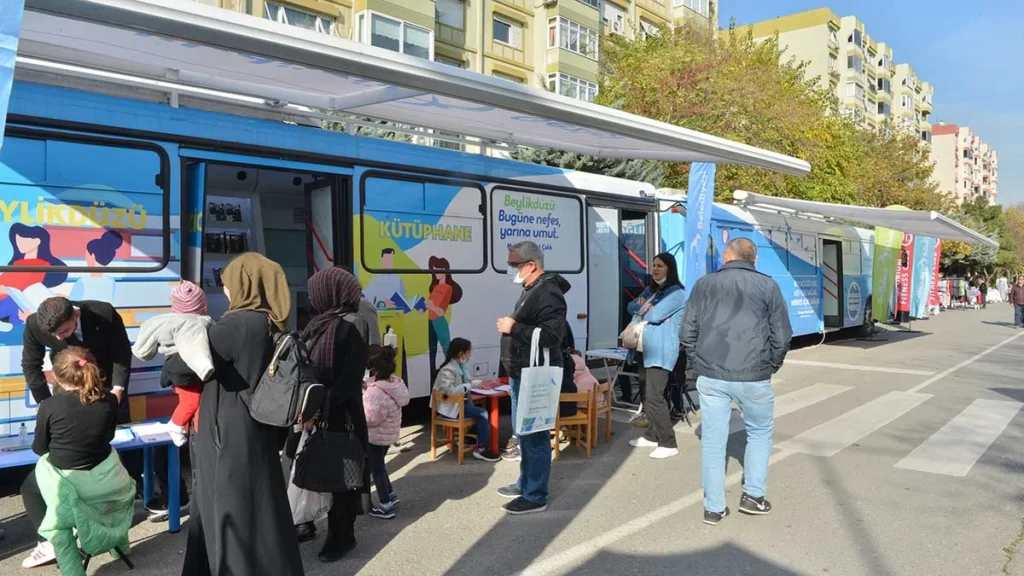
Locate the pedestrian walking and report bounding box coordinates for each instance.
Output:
[1010,276,1024,328]
[496,241,568,515]
[681,238,792,525]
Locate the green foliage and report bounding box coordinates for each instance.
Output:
[942,197,1018,277]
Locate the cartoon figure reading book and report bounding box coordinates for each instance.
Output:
[0,224,68,328]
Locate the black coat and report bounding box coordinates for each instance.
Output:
[681,260,793,382]
[500,273,569,380]
[22,300,132,404]
[178,310,304,576]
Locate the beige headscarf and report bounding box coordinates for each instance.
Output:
[220,252,291,332]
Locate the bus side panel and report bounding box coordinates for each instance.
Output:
[710,223,821,337]
[0,132,181,433]
[351,167,587,400]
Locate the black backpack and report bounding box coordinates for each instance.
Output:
[249,332,325,428]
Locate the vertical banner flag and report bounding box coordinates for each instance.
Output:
[682,162,717,291]
[910,236,937,318]
[897,233,916,314]
[871,226,902,323]
[927,240,943,308]
[0,0,25,151]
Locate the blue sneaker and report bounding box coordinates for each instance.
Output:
[389,493,400,507]
[369,502,395,520]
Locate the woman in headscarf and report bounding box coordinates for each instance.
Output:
[174,253,305,576]
[299,266,372,562]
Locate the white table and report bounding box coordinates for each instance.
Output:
[585,348,644,417]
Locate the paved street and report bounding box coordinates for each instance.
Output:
[0,305,1022,575]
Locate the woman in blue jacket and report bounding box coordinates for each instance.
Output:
[627,252,686,459]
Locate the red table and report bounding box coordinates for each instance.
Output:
[471,380,510,455]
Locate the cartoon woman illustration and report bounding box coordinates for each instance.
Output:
[425,256,463,381]
[0,224,68,325]
[68,230,122,303]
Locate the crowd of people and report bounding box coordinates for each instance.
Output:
[8,235,796,574]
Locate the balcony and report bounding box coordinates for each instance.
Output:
[491,41,526,65]
[435,22,466,48]
[919,98,932,113]
[494,0,529,11]
[637,0,669,19]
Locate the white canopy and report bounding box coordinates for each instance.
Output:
[17,0,811,175]
[733,191,998,248]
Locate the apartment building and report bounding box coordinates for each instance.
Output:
[193,1,716,105]
[741,8,933,140]
[929,123,999,205]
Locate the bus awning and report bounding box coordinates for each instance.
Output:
[17,0,811,175]
[733,191,998,248]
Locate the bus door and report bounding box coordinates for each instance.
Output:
[821,238,844,329]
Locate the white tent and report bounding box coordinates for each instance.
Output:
[18,0,810,175]
[733,191,997,248]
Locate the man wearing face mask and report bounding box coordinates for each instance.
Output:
[496,241,568,515]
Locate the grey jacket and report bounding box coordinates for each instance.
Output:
[681,260,792,382]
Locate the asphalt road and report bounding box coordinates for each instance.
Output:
[0,304,1022,575]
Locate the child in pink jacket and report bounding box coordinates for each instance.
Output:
[572,350,603,407]
[362,345,409,519]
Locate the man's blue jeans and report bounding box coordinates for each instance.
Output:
[697,376,774,514]
[510,378,551,505]
[1014,304,1024,327]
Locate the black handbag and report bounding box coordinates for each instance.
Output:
[291,398,365,493]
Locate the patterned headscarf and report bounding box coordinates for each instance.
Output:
[220,253,291,332]
[301,267,364,376]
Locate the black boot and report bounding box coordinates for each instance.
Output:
[318,533,356,563]
[296,522,316,543]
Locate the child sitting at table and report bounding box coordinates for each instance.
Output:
[20,346,134,572]
[431,338,501,463]
[570,349,603,407]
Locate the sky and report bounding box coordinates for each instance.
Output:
[722,0,1023,206]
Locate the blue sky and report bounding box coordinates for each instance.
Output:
[723,0,1022,207]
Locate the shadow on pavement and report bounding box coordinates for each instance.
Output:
[568,543,803,575]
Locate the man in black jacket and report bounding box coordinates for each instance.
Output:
[22,296,188,519]
[681,238,792,525]
[496,240,567,515]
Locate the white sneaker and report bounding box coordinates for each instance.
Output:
[629,437,659,448]
[22,541,55,568]
[650,447,679,459]
[167,423,188,447]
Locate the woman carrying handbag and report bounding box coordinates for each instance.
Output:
[293,267,372,563]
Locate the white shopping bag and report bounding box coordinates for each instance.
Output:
[287,430,333,524]
[513,328,564,436]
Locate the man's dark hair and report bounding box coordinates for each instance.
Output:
[725,238,757,262]
[36,297,75,334]
[381,248,395,256]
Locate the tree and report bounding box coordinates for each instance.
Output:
[509,148,665,186]
[941,197,1018,278]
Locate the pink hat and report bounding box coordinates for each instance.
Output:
[170,281,208,315]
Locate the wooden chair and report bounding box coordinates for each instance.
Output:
[430,390,477,465]
[552,388,594,460]
[579,381,612,448]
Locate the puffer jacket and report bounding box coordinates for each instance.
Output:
[132,313,215,381]
[500,273,569,380]
[36,450,135,576]
[363,376,410,446]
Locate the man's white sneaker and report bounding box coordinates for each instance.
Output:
[22,541,56,568]
[650,447,679,459]
[629,437,659,448]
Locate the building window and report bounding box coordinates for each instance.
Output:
[602,2,625,34]
[493,16,523,49]
[435,55,464,67]
[674,0,710,17]
[845,82,864,100]
[848,29,862,47]
[640,19,660,40]
[578,0,599,8]
[829,29,838,44]
[548,17,600,59]
[847,55,863,74]
[358,12,434,59]
[547,72,598,102]
[436,0,465,30]
[877,102,891,116]
[829,56,838,73]
[877,77,890,94]
[493,71,524,84]
[264,1,334,35]
[901,94,912,108]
